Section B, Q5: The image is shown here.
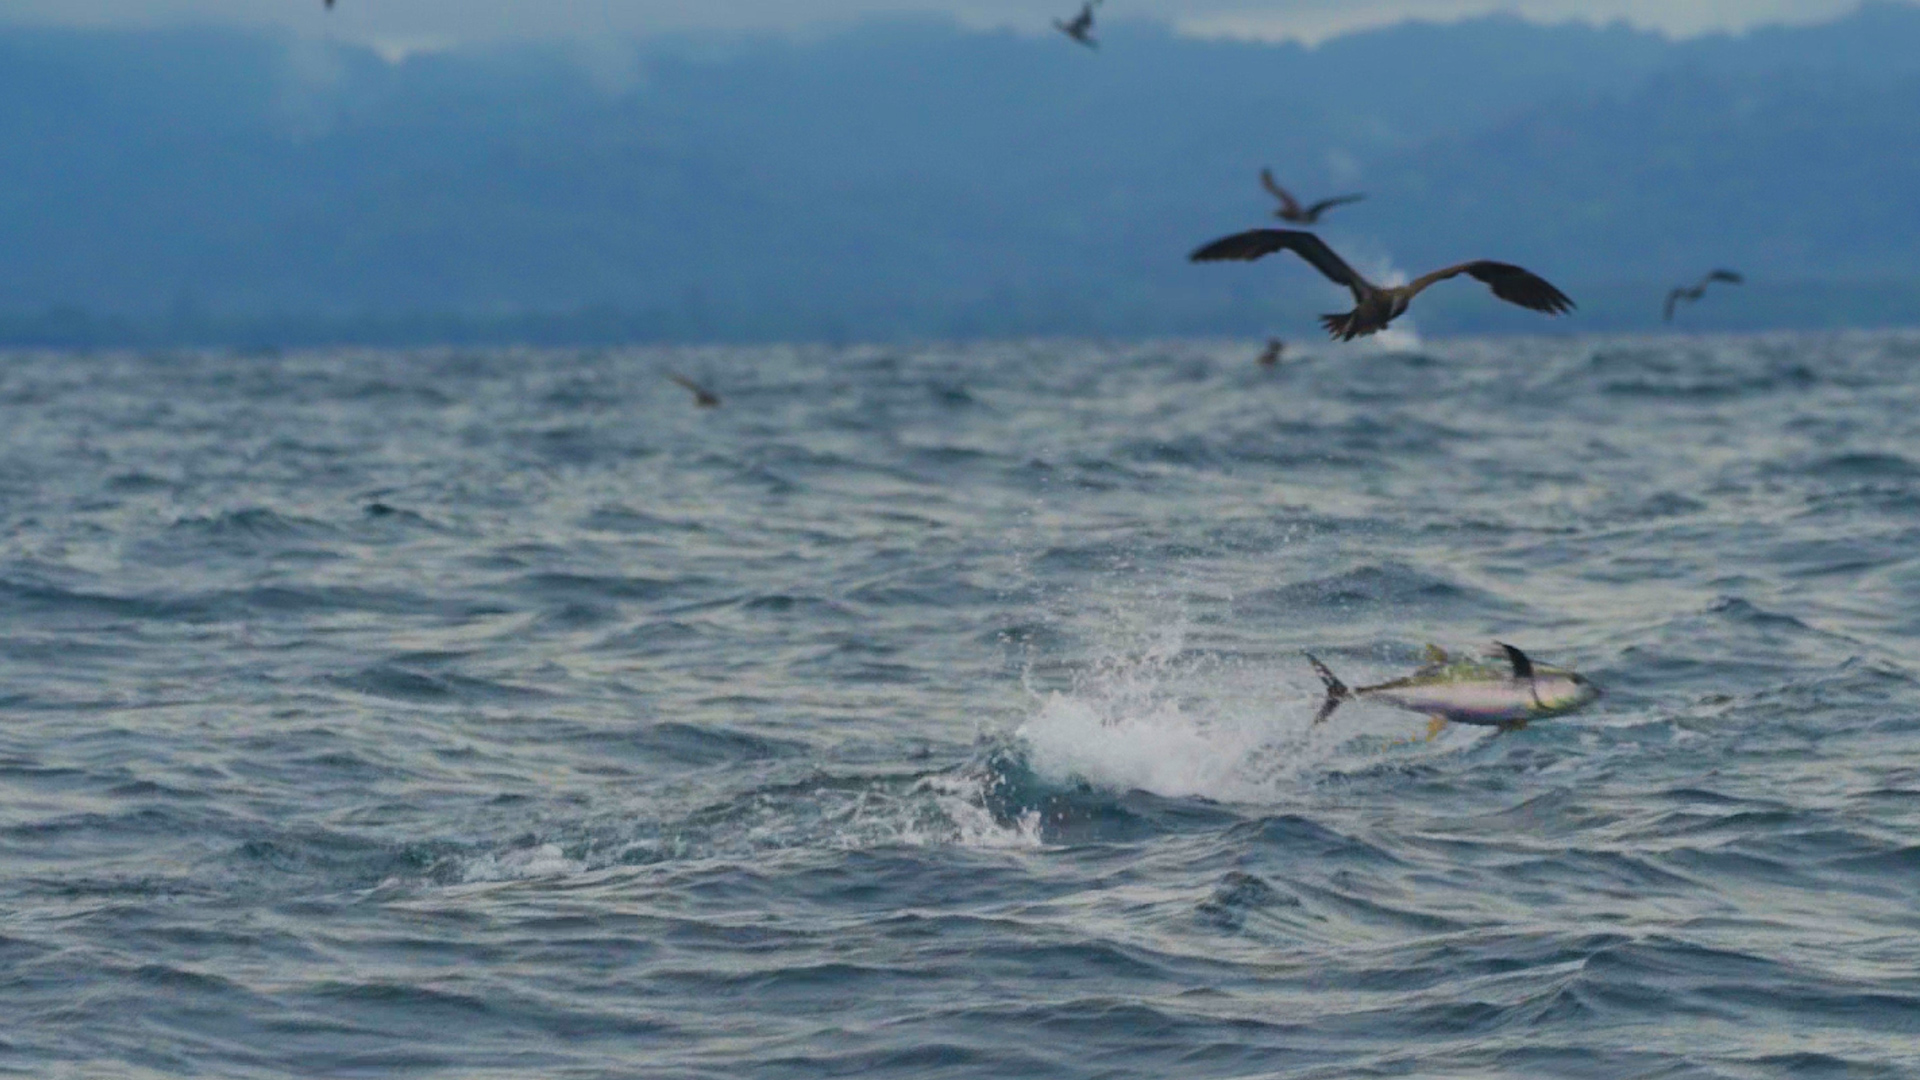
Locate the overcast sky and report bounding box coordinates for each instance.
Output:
[1,0,1884,44]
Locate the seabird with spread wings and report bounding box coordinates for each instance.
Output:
[1664,269,1743,322]
[668,372,721,408]
[1260,169,1364,225]
[1054,0,1102,49]
[1190,229,1574,341]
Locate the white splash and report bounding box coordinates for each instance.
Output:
[1370,321,1425,352]
[909,772,1045,850]
[1022,688,1281,802]
[1014,614,1333,803]
[368,37,456,64]
[1010,594,1471,803]
[460,842,585,883]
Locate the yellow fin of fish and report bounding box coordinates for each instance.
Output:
[1423,643,1450,664]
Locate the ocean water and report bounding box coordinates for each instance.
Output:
[3,332,1919,1078]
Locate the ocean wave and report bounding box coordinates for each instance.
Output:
[7,336,1920,1077]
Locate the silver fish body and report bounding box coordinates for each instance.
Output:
[1307,643,1600,734]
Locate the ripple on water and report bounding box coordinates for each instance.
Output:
[3,336,1920,1077]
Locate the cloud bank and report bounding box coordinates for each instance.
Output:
[1,0,1884,44]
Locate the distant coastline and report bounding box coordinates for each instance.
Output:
[4,5,1920,343]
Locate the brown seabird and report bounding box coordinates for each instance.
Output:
[1190,229,1574,341]
[668,372,721,408]
[1054,0,1102,49]
[1664,270,1743,322]
[1260,169,1364,225]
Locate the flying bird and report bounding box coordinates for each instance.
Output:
[1054,0,1102,49]
[1256,338,1285,367]
[1663,269,1743,322]
[1260,169,1364,224]
[324,0,334,8]
[1189,228,1574,341]
[668,372,721,408]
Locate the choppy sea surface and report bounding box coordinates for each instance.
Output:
[4,332,1920,1078]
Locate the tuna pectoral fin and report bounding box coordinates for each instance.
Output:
[1388,716,1449,748]
[1304,653,1350,725]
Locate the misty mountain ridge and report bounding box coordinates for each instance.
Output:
[4,3,1920,344]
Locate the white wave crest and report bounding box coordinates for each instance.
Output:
[460,842,585,883]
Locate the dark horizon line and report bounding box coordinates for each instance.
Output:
[4,295,1918,351]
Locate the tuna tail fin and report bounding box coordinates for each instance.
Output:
[1305,653,1351,725]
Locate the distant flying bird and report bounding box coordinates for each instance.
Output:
[1261,169,1365,225]
[1190,229,1574,341]
[1257,338,1285,366]
[324,0,334,8]
[1663,269,1743,322]
[668,372,721,408]
[1054,0,1102,49]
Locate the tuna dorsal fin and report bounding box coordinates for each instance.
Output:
[1423,643,1450,664]
[1495,641,1534,680]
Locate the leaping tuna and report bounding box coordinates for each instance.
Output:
[1190,229,1574,341]
[1306,642,1601,740]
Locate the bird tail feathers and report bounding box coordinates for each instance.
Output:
[1319,312,1364,341]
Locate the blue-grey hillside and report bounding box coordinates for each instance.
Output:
[3,3,1920,343]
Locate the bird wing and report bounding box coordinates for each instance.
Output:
[668,372,719,405]
[1409,260,1574,315]
[1663,288,1683,322]
[1303,193,1365,216]
[1259,169,1301,215]
[1706,269,1743,285]
[1189,229,1372,296]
